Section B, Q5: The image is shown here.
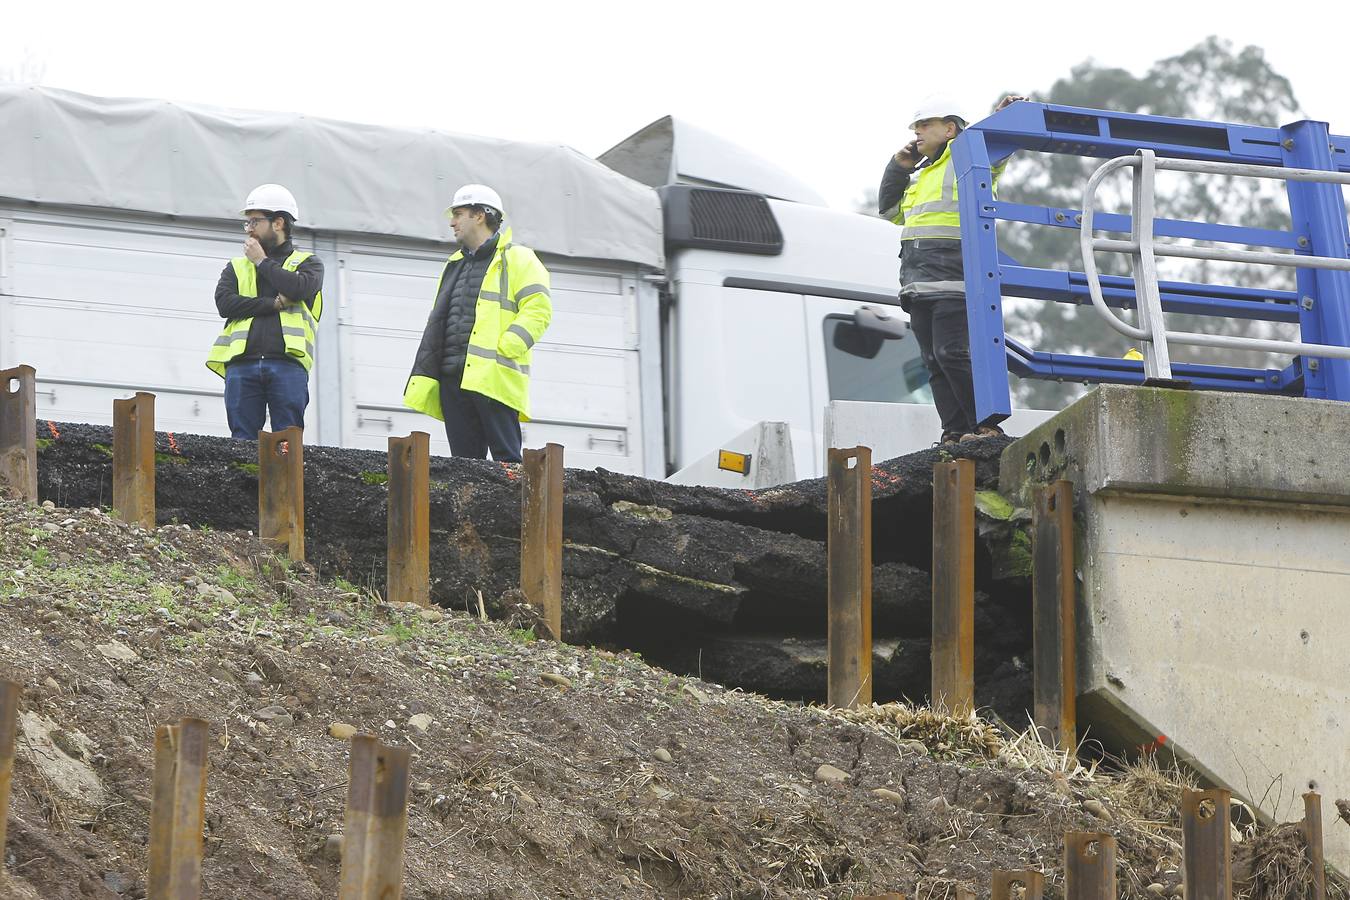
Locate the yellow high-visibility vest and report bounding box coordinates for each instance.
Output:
[891,142,1007,240]
[403,227,552,420]
[205,251,323,377]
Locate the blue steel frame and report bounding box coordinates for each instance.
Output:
[950,102,1350,425]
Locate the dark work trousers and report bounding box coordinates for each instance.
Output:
[223,357,309,440]
[908,295,978,437]
[439,374,523,462]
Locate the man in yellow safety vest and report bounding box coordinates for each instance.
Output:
[206,183,324,439]
[879,94,1024,445]
[403,184,552,462]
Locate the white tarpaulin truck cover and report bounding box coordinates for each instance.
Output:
[0,85,665,269]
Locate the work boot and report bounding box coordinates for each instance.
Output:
[959,424,1004,443]
[939,431,963,446]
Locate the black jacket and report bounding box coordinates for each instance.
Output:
[214,239,325,364]
[434,233,500,377]
[878,144,963,310]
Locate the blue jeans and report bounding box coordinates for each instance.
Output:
[223,358,310,440]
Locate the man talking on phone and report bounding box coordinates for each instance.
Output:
[879,93,1024,445]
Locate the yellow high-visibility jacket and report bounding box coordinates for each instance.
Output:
[403,227,552,420]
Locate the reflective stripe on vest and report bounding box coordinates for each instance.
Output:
[403,227,552,419]
[205,251,323,377]
[892,143,1007,240]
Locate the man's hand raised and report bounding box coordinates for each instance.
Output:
[244,237,266,265]
[893,140,922,171]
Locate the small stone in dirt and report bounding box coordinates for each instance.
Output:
[372,635,399,648]
[195,581,214,596]
[96,641,140,662]
[324,833,344,862]
[407,713,433,733]
[253,705,293,726]
[897,739,928,755]
[412,781,432,795]
[102,871,132,894]
[1083,798,1110,820]
[384,719,396,729]
[42,610,61,623]
[1147,885,1166,897]
[325,610,350,625]
[680,683,710,704]
[41,500,55,510]
[418,608,444,623]
[872,787,906,806]
[216,588,238,604]
[328,723,357,740]
[653,748,673,763]
[185,576,202,588]
[814,764,849,784]
[42,675,61,693]
[541,673,572,689]
[928,795,951,813]
[1165,885,1184,898]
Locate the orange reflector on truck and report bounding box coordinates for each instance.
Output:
[717,450,752,475]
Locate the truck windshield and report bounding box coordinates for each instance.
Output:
[823,315,934,405]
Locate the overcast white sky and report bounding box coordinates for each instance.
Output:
[4,1,1347,210]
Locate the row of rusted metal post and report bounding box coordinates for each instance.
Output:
[824,447,1077,756]
[0,364,566,632]
[862,790,1327,900]
[0,683,411,898]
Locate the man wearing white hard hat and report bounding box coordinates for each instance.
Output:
[207,183,325,439]
[403,184,552,462]
[878,93,1024,445]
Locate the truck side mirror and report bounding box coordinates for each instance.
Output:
[853,305,909,340]
[832,320,886,359]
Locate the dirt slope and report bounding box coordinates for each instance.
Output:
[0,498,1341,899]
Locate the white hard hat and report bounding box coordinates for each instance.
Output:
[445,183,504,217]
[240,183,300,220]
[909,94,970,130]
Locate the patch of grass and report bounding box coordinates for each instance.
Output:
[509,626,536,644]
[92,443,114,457]
[149,583,177,609]
[215,564,256,593]
[333,575,361,594]
[359,470,389,486]
[155,452,187,466]
[28,547,51,568]
[231,461,260,475]
[35,437,53,451]
[385,622,417,643]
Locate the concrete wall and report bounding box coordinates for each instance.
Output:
[1001,385,1350,874]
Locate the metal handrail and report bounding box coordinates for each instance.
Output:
[1080,150,1350,380]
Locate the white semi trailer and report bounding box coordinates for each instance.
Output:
[0,87,1047,481]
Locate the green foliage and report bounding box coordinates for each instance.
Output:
[996,37,1302,408]
[155,452,187,466]
[91,443,113,457]
[385,621,416,643]
[35,438,53,451]
[231,461,260,475]
[509,626,536,644]
[359,471,389,486]
[215,564,255,592]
